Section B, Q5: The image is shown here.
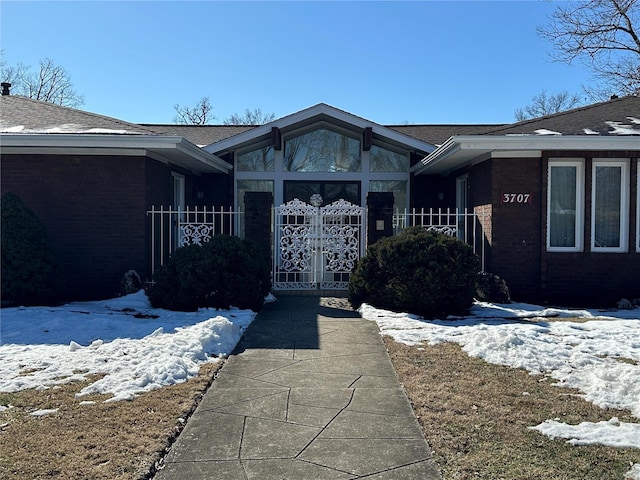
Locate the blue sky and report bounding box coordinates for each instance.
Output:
[1,1,596,125]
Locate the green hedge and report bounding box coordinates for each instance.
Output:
[349,227,480,318]
[147,234,270,312]
[1,192,62,305]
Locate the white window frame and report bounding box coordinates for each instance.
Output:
[547,159,584,252]
[456,174,469,241]
[591,159,629,253]
[171,172,185,210]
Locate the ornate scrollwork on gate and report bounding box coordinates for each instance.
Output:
[274,198,364,291]
[320,200,363,289]
[323,225,359,272]
[279,224,313,272]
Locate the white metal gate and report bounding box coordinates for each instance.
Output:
[273,196,364,291]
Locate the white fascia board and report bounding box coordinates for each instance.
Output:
[412,135,640,175]
[205,103,436,154]
[0,134,231,173]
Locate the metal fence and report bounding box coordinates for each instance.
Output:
[393,208,490,271]
[147,205,491,279]
[147,206,241,276]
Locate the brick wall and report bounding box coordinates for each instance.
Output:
[487,158,543,302]
[1,154,172,301]
[540,154,640,306]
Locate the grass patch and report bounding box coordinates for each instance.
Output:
[385,338,638,480]
[0,362,222,480]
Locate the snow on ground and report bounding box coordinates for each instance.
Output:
[2,290,639,459]
[359,301,640,450]
[0,290,255,402]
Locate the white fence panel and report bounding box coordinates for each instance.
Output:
[393,208,490,271]
[147,206,241,275]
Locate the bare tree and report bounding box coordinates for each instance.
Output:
[1,55,84,107]
[173,97,215,125]
[224,108,275,125]
[514,90,584,121]
[538,0,640,95]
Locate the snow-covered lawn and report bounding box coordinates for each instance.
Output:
[1,291,638,465]
[359,301,640,452]
[0,291,255,402]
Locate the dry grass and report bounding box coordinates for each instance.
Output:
[0,362,222,480]
[385,338,638,480]
[2,314,638,480]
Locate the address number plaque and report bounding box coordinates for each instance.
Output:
[501,193,532,204]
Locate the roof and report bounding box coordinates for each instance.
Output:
[0,95,158,135]
[143,123,499,149]
[413,95,640,175]
[481,95,640,136]
[200,103,439,156]
[0,95,231,173]
[389,124,504,146]
[142,124,253,147]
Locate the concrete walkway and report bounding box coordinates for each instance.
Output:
[155,296,441,480]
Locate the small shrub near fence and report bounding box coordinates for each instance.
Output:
[147,235,270,312]
[348,227,480,319]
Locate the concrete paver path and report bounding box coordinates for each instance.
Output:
[155,296,441,479]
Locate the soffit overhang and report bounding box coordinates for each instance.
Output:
[412,135,640,175]
[0,134,232,174]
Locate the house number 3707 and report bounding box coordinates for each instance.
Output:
[502,193,531,204]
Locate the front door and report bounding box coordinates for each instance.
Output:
[273,197,364,291]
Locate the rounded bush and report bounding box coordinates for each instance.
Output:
[1,192,62,306]
[348,227,480,318]
[147,235,270,312]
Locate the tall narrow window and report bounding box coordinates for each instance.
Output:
[456,175,469,241]
[591,160,629,252]
[547,161,584,251]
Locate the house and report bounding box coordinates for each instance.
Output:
[0,93,231,301]
[412,97,640,305]
[1,89,638,306]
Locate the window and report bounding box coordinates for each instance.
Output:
[236,180,273,237]
[369,180,407,213]
[456,175,469,241]
[236,145,274,172]
[547,160,584,252]
[283,127,361,172]
[284,181,360,205]
[171,172,185,209]
[637,161,640,252]
[369,144,408,172]
[591,160,629,252]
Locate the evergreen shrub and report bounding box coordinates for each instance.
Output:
[1,192,62,305]
[348,227,480,318]
[148,234,270,312]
